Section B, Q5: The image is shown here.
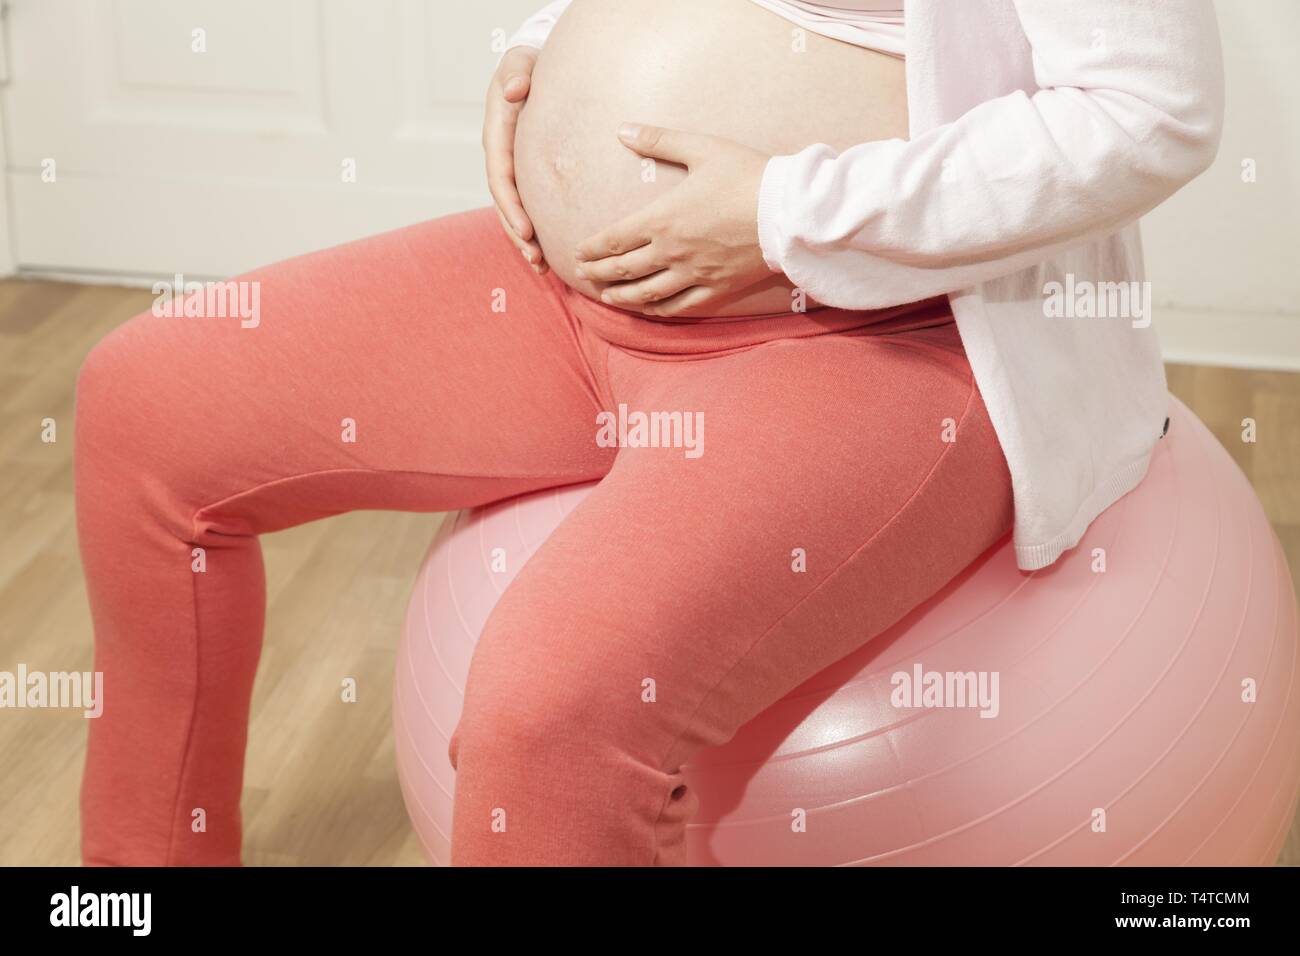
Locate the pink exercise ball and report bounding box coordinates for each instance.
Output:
[393,396,1300,865]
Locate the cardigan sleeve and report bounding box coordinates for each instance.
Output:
[756,0,1226,309]
[502,0,573,53]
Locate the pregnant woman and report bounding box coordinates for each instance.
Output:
[74,0,1223,865]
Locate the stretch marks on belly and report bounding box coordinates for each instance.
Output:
[513,0,908,317]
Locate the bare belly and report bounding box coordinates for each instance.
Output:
[513,0,908,317]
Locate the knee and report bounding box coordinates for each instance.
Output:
[73,311,200,510]
[74,324,130,482]
[74,316,154,450]
[450,635,655,776]
[452,674,608,775]
[75,327,119,429]
[446,613,701,864]
[74,307,211,470]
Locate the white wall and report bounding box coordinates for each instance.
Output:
[0,0,538,282]
[1143,0,1300,369]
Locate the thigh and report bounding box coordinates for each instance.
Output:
[459,323,1014,768]
[75,207,613,530]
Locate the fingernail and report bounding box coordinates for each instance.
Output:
[618,124,640,142]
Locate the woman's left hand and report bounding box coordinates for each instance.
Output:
[574,124,775,317]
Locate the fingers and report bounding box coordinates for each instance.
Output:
[486,156,534,244]
[599,269,695,309]
[495,46,538,102]
[495,207,547,275]
[574,214,653,264]
[484,49,538,242]
[575,244,662,283]
[483,104,534,243]
[616,123,702,166]
[491,54,535,111]
[641,285,717,318]
[500,72,532,103]
[487,169,535,245]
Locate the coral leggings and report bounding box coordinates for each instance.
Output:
[74,207,1014,866]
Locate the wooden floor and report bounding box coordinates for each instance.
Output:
[0,278,1296,866]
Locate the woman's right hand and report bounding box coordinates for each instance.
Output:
[484,47,546,274]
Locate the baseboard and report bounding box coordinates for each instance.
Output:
[13,267,181,289]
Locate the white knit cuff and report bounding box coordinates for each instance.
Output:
[756,154,794,274]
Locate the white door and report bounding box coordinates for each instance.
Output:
[1,0,539,280]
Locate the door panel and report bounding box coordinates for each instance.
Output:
[2,0,541,278]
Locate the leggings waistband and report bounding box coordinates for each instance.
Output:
[553,275,956,355]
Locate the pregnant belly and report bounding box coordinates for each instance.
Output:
[513,0,908,318]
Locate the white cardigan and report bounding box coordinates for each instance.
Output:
[505,0,1225,570]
